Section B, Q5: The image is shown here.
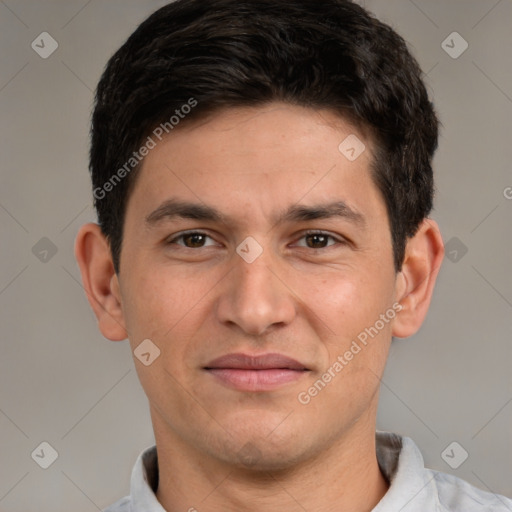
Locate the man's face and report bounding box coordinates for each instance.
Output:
[116,103,401,470]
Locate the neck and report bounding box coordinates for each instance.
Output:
[153,409,389,512]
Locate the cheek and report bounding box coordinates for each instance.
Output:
[121,267,197,344]
[298,269,391,335]
[121,264,228,380]
[297,265,396,378]
[121,270,208,399]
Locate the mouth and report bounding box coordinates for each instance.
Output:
[204,353,310,391]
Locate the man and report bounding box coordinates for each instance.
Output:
[75,0,512,510]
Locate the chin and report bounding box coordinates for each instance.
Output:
[233,449,304,473]
[214,430,315,474]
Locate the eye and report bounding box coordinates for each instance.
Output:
[293,231,344,249]
[167,231,218,248]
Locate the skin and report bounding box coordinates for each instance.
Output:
[76,102,444,512]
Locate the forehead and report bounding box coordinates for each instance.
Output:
[125,103,385,227]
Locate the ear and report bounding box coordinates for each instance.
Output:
[74,223,127,341]
[392,219,444,339]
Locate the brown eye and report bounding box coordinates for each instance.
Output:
[293,231,341,249]
[168,232,216,248]
[304,233,331,249]
[182,233,207,248]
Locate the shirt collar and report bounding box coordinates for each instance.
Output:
[130,444,166,511]
[374,431,440,511]
[129,431,440,511]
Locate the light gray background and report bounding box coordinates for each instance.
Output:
[0,1,511,510]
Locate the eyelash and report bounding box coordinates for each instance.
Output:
[166,230,346,250]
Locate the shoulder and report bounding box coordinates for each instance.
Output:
[429,468,512,512]
[102,495,131,512]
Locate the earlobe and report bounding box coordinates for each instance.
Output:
[74,223,128,341]
[392,219,445,339]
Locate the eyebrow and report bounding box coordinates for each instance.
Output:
[145,198,366,228]
[145,199,225,225]
[279,202,365,226]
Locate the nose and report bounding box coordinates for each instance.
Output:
[215,246,296,336]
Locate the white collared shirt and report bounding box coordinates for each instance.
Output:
[104,431,512,511]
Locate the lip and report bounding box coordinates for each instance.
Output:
[204,353,310,391]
